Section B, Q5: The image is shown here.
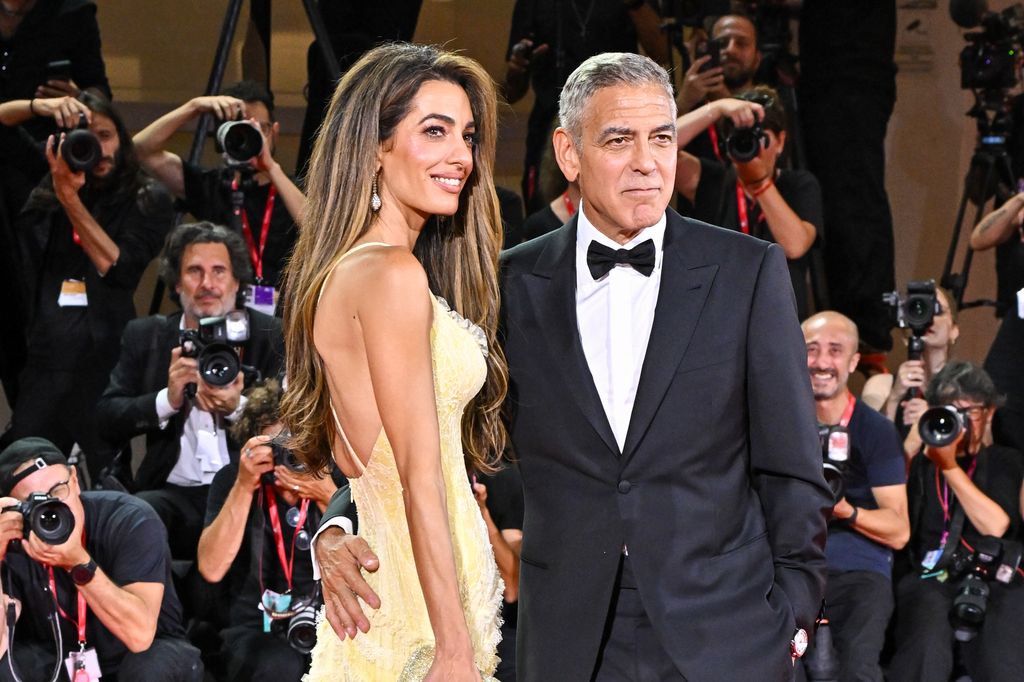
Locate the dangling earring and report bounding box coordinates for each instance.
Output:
[371,171,382,213]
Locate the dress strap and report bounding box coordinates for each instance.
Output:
[328,397,368,475]
[317,242,393,306]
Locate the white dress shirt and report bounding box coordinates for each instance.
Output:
[155,317,246,486]
[575,203,666,451]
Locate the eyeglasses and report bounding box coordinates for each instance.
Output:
[954,404,988,420]
[27,476,71,501]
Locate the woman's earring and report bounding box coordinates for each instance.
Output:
[371,172,382,213]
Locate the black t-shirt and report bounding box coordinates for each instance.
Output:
[181,162,298,291]
[909,445,1024,567]
[823,400,906,577]
[4,491,186,675]
[204,463,321,630]
[688,159,823,319]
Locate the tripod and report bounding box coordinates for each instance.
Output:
[147,0,339,314]
[940,92,1015,312]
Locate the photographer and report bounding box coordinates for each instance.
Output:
[676,86,821,318]
[0,437,201,681]
[502,0,667,211]
[0,91,174,484]
[862,286,959,459]
[96,222,284,560]
[133,81,304,312]
[889,362,1024,681]
[801,312,908,680]
[970,192,1024,454]
[197,379,348,681]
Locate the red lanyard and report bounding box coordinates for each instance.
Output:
[736,181,752,235]
[562,191,577,217]
[233,179,277,281]
[263,485,309,590]
[838,392,856,428]
[46,529,88,649]
[936,456,978,538]
[707,124,723,161]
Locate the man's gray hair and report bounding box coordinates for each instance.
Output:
[558,52,676,147]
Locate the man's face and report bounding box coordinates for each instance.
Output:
[243,101,278,158]
[804,322,860,401]
[712,16,761,91]
[176,242,240,324]
[9,463,83,536]
[87,113,120,180]
[554,83,676,241]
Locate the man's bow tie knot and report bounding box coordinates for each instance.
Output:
[586,239,656,279]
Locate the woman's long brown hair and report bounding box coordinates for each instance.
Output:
[281,42,508,475]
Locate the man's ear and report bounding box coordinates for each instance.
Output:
[848,352,861,376]
[552,128,581,184]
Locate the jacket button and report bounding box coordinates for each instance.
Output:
[617,480,631,494]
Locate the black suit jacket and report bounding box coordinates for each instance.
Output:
[500,210,830,681]
[95,309,284,491]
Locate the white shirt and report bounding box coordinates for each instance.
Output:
[155,317,246,486]
[575,203,666,451]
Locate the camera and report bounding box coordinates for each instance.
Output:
[818,425,849,503]
[261,431,308,485]
[216,120,263,166]
[951,0,1024,90]
[2,494,75,545]
[883,280,941,360]
[948,536,1022,641]
[287,601,318,654]
[725,120,768,163]
[51,112,101,173]
[918,405,973,448]
[179,311,251,397]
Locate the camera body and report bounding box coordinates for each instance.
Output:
[51,112,101,173]
[948,536,1023,641]
[918,404,974,448]
[725,120,768,163]
[262,432,308,485]
[3,493,75,545]
[958,5,1024,90]
[216,120,263,166]
[884,279,941,363]
[179,311,251,397]
[818,424,850,503]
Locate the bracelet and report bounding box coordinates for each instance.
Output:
[846,507,859,526]
[29,98,37,116]
[750,177,775,198]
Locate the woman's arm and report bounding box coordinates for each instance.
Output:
[970,192,1024,251]
[357,251,478,677]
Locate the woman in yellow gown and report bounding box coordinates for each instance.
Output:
[280,43,507,681]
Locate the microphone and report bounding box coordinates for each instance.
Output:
[950,0,988,28]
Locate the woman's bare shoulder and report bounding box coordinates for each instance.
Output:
[320,244,430,314]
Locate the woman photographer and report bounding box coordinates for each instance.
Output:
[197,378,346,681]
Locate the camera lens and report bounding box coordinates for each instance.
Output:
[217,121,263,164]
[60,129,102,173]
[198,344,240,386]
[919,406,965,448]
[287,606,318,654]
[29,498,75,545]
[822,463,845,503]
[726,127,762,163]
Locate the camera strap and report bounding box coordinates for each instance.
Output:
[263,485,309,591]
[930,456,979,572]
[46,566,87,649]
[233,178,276,282]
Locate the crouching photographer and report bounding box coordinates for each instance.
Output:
[0,437,201,681]
[801,312,909,681]
[197,379,349,681]
[889,361,1024,681]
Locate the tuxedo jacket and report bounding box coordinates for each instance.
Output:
[95,309,284,491]
[501,210,831,681]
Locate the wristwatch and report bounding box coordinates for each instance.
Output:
[70,558,97,586]
[791,628,809,658]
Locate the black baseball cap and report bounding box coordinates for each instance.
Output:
[0,437,68,496]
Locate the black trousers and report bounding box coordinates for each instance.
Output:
[803,569,892,682]
[0,635,203,682]
[888,572,1024,681]
[137,483,211,561]
[219,625,309,682]
[590,556,685,682]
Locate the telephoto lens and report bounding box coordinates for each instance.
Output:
[918,406,969,448]
[725,122,767,163]
[216,120,263,165]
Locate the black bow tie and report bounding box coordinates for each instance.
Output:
[586,239,656,279]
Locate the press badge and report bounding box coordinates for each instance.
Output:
[245,284,277,317]
[64,647,101,680]
[921,548,943,571]
[259,589,292,633]
[58,279,88,307]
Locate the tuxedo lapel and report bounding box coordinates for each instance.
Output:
[525,219,620,456]
[622,213,718,460]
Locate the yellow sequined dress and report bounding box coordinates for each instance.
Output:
[305,243,503,681]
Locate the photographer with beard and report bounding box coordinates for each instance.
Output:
[96,222,284,560]
[198,379,349,681]
[0,91,174,484]
[801,312,908,681]
[889,362,1024,681]
[0,437,201,681]
[134,81,304,315]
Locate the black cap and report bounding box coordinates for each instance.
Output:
[0,438,68,496]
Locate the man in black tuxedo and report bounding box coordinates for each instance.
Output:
[312,53,830,680]
[95,222,284,559]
